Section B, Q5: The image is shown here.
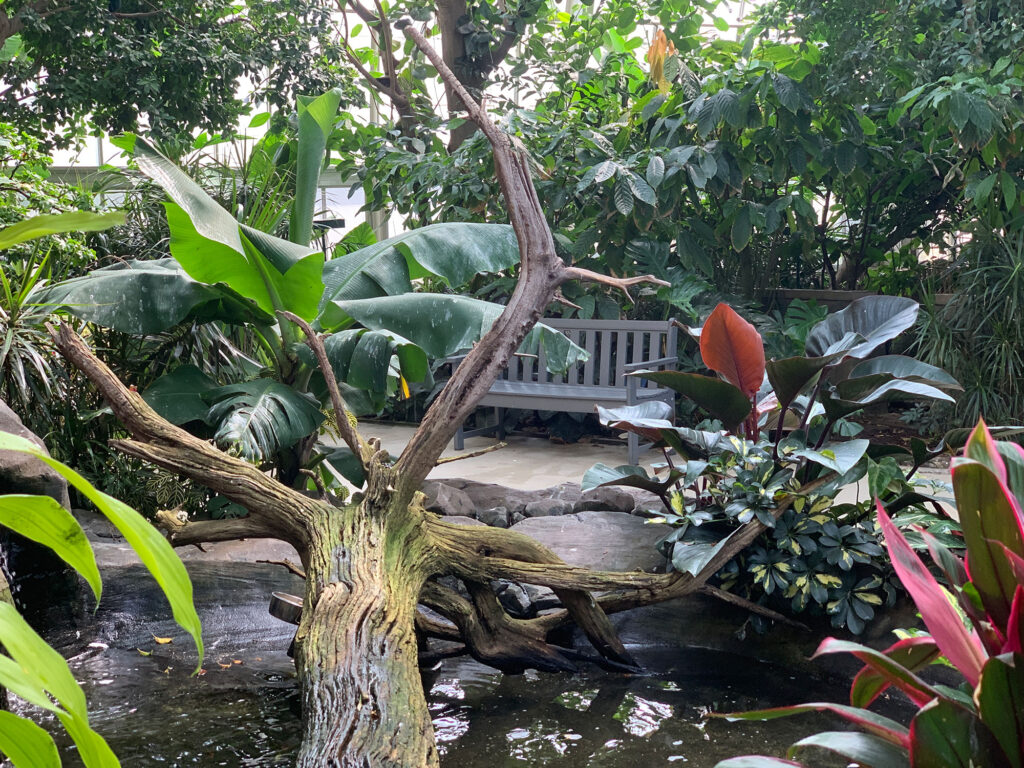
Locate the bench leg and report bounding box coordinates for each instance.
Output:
[628,431,639,466]
[454,423,465,451]
[496,407,506,441]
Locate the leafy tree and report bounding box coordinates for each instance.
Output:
[0,0,353,147]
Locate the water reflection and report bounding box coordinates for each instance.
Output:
[30,560,857,767]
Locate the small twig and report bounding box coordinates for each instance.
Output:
[435,441,508,465]
[552,290,582,311]
[698,585,810,631]
[256,559,307,579]
[277,311,365,465]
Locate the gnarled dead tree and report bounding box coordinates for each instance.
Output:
[50,25,828,768]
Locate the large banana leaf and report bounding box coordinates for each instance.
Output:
[805,296,918,359]
[324,293,587,374]
[0,211,125,250]
[205,379,325,461]
[318,222,521,310]
[38,258,274,334]
[290,89,342,247]
[112,135,325,320]
[142,364,219,425]
[323,329,429,393]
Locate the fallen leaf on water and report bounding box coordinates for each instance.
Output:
[152,635,173,644]
[197,669,207,676]
[162,667,172,675]
[136,648,151,656]
[233,659,242,665]
[218,662,233,669]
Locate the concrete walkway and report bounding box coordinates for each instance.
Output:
[353,421,949,505]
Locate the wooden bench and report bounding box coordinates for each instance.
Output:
[454,318,678,464]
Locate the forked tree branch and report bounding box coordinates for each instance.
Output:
[393,21,668,503]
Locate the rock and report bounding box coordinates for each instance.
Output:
[548,482,582,508]
[0,399,70,508]
[443,515,486,527]
[476,506,509,528]
[523,498,574,518]
[493,581,535,618]
[425,479,534,515]
[423,483,477,518]
[0,399,76,619]
[510,511,668,572]
[576,485,636,513]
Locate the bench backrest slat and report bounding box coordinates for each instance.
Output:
[499,318,677,389]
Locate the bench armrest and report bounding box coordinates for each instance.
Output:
[623,355,677,372]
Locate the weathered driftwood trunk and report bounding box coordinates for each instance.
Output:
[295,481,437,767]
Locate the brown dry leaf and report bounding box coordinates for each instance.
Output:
[232,659,243,665]
[218,662,233,669]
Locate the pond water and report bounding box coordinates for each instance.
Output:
[26,560,856,767]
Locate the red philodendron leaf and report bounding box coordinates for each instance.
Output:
[699,303,766,397]
[877,502,987,687]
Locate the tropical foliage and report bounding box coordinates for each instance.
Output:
[584,297,961,631]
[713,419,1024,768]
[0,430,201,768]
[38,110,584,492]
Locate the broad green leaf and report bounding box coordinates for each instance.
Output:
[324,329,429,392]
[976,654,1024,768]
[628,370,751,431]
[595,401,675,443]
[731,204,753,251]
[846,356,961,390]
[0,211,125,250]
[0,495,101,603]
[792,440,869,474]
[672,527,744,576]
[0,34,23,63]
[290,89,342,246]
[805,296,919,359]
[772,73,803,113]
[142,365,219,425]
[123,136,323,320]
[951,459,1024,629]
[318,444,366,488]
[823,379,954,421]
[0,602,120,767]
[319,223,521,309]
[581,463,682,496]
[766,352,844,407]
[909,698,1006,767]
[0,432,203,670]
[206,379,325,461]
[646,156,666,188]
[325,294,587,374]
[0,710,61,767]
[38,258,274,334]
[790,731,907,768]
[614,178,634,215]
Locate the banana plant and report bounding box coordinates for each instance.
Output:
[38,94,585,487]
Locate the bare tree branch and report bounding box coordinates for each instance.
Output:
[153,509,282,546]
[278,311,366,465]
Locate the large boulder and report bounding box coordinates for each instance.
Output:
[0,400,70,508]
[510,511,668,572]
[0,399,76,619]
